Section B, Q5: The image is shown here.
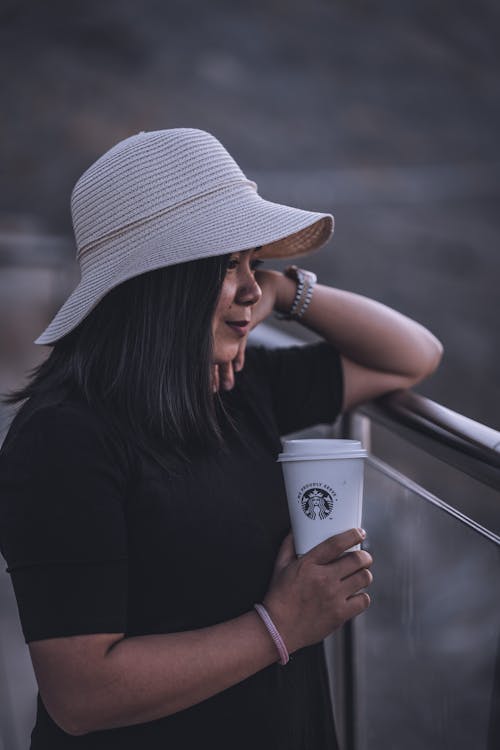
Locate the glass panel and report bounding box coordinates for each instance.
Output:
[353,458,500,750]
[370,420,500,536]
[0,563,37,750]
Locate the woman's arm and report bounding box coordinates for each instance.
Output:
[29,611,278,736]
[29,529,370,736]
[254,270,443,411]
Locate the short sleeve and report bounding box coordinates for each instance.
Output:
[0,402,130,643]
[246,342,344,435]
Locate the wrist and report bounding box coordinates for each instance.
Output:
[253,603,290,665]
[274,273,298,313]
[261,597,298,655]
[274,266,317,320]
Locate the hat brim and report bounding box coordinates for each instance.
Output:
[35,183,334,345]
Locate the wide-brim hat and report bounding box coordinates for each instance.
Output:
[35,128,334,345]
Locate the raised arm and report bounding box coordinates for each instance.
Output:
[253,270,443,411]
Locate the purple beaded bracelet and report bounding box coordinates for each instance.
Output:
[254,603,290,666]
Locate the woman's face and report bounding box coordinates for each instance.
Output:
[212,248,263,364]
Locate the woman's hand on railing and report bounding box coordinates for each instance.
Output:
[263,528,373,654]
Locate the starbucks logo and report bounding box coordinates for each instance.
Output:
[300,487,334,520]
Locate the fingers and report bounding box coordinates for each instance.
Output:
[336,549,373,581]
[213,343,246,393]
[212,365,220,393]
[218,362,235,391]
[341,567,373,597]
[234,341,246,373]
[264,528,373,651]
[343,591,371,620]
[214,362,236,392]
[306,528,366,565]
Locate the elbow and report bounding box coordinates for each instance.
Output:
[413,334,444,384]
[49,712,89,738]
[42,695,92,737]
[62,724,89,738]
[426,335,444,374]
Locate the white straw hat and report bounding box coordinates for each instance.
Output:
[35,128,334,345]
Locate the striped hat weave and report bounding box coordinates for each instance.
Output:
[35,128,334,345]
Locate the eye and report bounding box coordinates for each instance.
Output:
[250,259,264,273]
[226,256,263,274]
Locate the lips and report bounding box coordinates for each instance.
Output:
[225,320,250,337]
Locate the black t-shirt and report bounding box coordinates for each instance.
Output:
[0,343,343,750]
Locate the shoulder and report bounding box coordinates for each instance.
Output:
[1,395,131,479]
[242,343,308,373]
[243,341,341,379]
[4,395,103,446]
[237,342,344,435]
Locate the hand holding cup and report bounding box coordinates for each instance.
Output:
[263,528,373,654]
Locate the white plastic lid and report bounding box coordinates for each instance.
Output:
[277,438,367,462]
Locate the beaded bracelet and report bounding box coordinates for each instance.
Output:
[254,603,290,666]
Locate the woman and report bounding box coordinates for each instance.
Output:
[0,129,442,749]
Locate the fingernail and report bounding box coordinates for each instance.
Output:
[359,528,367,538]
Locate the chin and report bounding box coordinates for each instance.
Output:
[213,345,240,365]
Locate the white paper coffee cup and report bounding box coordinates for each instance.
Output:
[278,439,367,556]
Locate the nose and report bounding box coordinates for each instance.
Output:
[236,270,262,307]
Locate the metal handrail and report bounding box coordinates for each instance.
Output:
[361,390,500,490]
[372,389,500,453]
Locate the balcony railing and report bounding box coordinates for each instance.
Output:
[324,392,500,750]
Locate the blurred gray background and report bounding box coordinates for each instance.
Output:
[1,0,500,428]
[1,3,500,748]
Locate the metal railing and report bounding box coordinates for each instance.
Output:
[327,393,500,750]
[360,390,500,490]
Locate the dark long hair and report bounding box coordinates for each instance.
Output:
[5,254,232,471]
